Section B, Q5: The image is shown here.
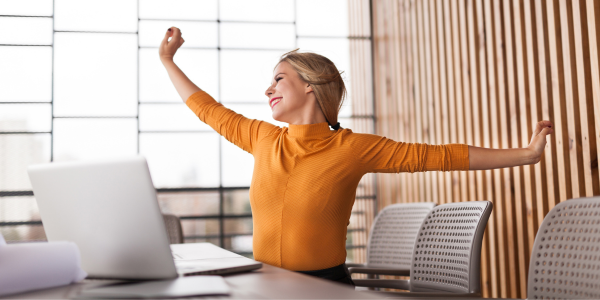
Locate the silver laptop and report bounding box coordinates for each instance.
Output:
[27,156,261,280]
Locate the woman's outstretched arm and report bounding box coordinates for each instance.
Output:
[468,120,554,170]
[159,27,201,102]
[157,26,280,154]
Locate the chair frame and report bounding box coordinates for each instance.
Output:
[349,202,436,278]
[353,201,493,298]
[526,197,600,299]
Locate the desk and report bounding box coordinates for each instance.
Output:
[3,264,385,299]
[2,264,519,299]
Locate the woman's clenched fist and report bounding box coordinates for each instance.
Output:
[159,27,185,62]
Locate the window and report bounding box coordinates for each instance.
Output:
[0,0,374,261]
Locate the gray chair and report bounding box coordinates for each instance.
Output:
[348,202,436,277]
[354,201,493,297]
[527,196,600,299]
[162,213,184,244]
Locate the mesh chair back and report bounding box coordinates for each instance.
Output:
[366,202,436,269]
[409,201,492,294]
[527,197,600,299]
[162,213,184,244]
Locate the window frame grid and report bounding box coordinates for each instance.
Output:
[0,0,376,257]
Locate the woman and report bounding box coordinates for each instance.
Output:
[159,27,553,286]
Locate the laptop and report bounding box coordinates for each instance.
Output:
[27,156,262,280]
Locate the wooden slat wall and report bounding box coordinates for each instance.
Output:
[370,0,600,298]
[347,0,376,268]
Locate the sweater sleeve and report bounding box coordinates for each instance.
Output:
[352,133,469,173]
[185,90,280,154]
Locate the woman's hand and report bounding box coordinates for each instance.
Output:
[468,120,554,170]
[158,26,201,102]
[159,27,185,62]
[526,120,554,164]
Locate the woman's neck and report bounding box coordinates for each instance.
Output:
[287,100,328,125]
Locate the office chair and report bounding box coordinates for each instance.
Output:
[527,196,600,299]
[354,201,493,297]
[348,202,436,277]
[162,213,184,244]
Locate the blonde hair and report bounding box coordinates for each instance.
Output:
[277,49,347,129]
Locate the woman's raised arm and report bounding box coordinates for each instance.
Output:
[159,27,201,102]
[468,120,554,170]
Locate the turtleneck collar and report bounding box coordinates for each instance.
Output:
[288,122,334,139]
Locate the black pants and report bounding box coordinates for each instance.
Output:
[297,263,355,287]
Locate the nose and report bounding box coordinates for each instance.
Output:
[265,84,274,98]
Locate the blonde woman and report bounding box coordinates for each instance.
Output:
[159,27,553,285]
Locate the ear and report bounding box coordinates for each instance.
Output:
[305,83,313,94]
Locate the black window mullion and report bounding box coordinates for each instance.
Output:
[137,0,141,154]
[216,0,225,249]
[0,44,52,47]
[50,0,55,162]
[0,132,51,135]
[0,15,52,18]
[369,0,378,216]
[293,0,297,49]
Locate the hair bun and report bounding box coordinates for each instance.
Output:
[330,122,341,130]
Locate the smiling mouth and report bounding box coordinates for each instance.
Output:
[270,97,282,108]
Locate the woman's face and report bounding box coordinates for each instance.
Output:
[265,61,313,124]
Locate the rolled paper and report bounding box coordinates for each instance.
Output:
[0,235,87,297]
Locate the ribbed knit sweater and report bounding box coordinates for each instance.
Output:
[186,90,470,271]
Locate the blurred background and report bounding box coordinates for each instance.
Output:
[0,0,376,262]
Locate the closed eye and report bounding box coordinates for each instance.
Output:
[275,77,282,82]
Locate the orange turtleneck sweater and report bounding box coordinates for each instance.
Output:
[186,90,469,271]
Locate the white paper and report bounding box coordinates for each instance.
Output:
[79,276,230,298]
[0,233,87,297]
[170,242,241,261]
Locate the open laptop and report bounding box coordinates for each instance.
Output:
[27,156,262,280]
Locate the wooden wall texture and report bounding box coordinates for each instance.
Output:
[370,0,600,298]
[347,0,377,269]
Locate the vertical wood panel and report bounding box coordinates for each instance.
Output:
[581,0,600,196]
[369,0,600,297]
[484,0,506,296]
[459,0,477,203]
[347,0,375,267]
[512,0,536,264]
[452,0,469,203]
[443,1,461,203]
[422,0,438,204]
[398,0,410,204]
[525,0,544,250]
[389,0,402,208]
[405,0,419,202]
[525,0,548,232]
[416,0,428,203]
[436,1,453,205]
[429,0,446,204]
[494,0,518,296]
[475,1,495,296]
[504,0,528,295]
[559,0,582,200]
[535,0,558,217]
[571,0,594,197]
[547,0,570,202]
[468,0,486,209]
[415,0,433,202]
[373,0,389,209]
[587,0,600,194]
